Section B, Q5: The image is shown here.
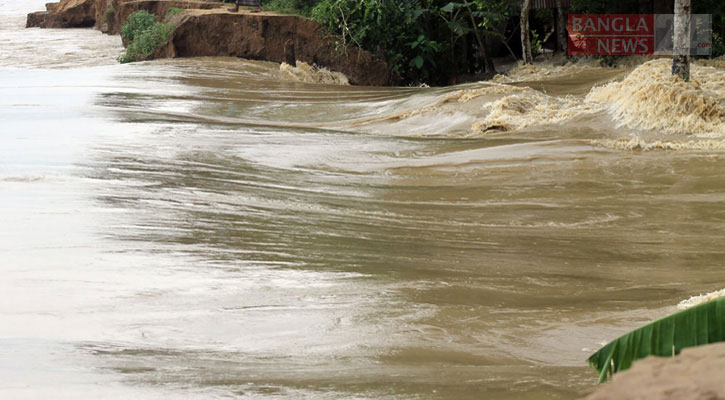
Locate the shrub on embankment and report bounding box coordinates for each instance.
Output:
[262,0,725,85]
[298,0,513,85]
[310,0,431,82]
[118,10,174,64]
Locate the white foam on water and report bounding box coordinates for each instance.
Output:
[592,136,725,151]
[472,86,604,134]
[678,288,725,310]
[493,59,602,83]
[586,59,725,137]
[279,61,349,85]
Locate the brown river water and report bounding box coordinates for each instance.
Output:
[2,1,725,399]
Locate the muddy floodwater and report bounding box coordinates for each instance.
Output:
[2,1,725,399]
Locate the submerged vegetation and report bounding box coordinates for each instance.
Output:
[118,11,174,64]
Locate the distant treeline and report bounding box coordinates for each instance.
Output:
[256,0,724,84]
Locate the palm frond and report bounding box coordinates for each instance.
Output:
[588,298,725,383]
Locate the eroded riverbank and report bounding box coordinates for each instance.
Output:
[3,0,725,398]
[25,0,392,85]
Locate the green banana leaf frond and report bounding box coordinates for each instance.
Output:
[588,297,725,384]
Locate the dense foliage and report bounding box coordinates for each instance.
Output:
[119,11,174,64]
[714,34,725,58]
[256,0,725,83]
[120,10,156,43]
[307,0,514,84]
[311,0,428,80]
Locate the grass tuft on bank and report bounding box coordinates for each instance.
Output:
[262,0,318,16]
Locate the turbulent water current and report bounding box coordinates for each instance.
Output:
[2,1,725,399]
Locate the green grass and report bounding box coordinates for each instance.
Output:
[261,0,319,17]
[166,7,184,18]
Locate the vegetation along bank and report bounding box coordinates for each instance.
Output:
[26,0,725,84]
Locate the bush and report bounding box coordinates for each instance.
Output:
[119,11,174,64]
[530,29,542,57]
[311,0,431,79]
[713,34,725,58]
[121,10,157,43]
[309,0,509,85]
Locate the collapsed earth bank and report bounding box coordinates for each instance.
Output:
[581,342,725,400]
[26,0,393,86]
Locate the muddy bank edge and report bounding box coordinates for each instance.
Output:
[26,0,393,86]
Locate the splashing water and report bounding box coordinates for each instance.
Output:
[493,59,602,83]
[3,2,725,399]
[586,59,725,137]
[280,61,350,85]
[591,137,725,151]
[678,289,725,310]
[472,86,603,134]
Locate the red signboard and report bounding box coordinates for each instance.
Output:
[568,14,655,55]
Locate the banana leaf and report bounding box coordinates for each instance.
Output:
[588,297,725,383]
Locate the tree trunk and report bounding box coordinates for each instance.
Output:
[556,0,567,55]
[471,29,495,74]
[672,0,690,81]
[481,35,496,74]
[463,0,495,74]
[520,0,533,64]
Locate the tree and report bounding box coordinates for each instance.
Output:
[556,0,567,54]
[672,0,691,81]
[462,0,496,74]
[439,1,499,78]
[439,2,470,81]
[520,0,533,63]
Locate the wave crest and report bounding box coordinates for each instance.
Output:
[473,87,603,134]
[586,59,725,136]
[280,61,349,85]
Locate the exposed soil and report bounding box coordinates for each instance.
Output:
[26,0,97,29]
[25,0,393,86]
[154,9,392,86]
[582,343,725,400]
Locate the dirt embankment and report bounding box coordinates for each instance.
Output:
[27,0,98,29]
[581,343,725,400]
[27,0,220,32]
[155,10,391,86]
[25,0,393,86]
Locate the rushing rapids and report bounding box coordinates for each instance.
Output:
[279,61,350,86]
[2,1,725,399]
